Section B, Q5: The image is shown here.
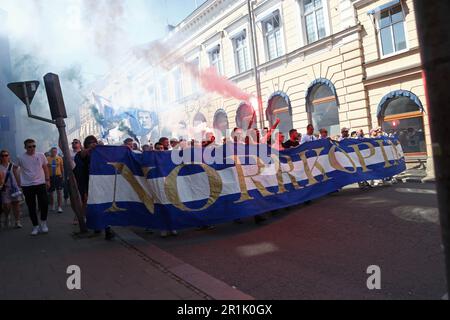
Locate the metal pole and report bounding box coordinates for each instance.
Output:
[20,81,87,234]
[413,0,450,296]
[248,0,264,129]
[56,117,88,234]
[22,83,55,124]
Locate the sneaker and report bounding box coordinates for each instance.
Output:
[254,215,267,225]
[15,221,23,229]
[160,231,169,238]
[31,226,39,236]
[196,225,215,231]
[105,227,115,241]
[58,207,63,214]
[51,205,56,212]
[39,221,49,234]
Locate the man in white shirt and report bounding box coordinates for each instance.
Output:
[339,127,350,141]
[17,139,50,236]
[319,128,329,139]
[300,124,318,144]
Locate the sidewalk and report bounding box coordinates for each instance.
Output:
[0,205,253,300]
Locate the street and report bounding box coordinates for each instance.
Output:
[0,181,446,300]
[1,0,449,304]
[134,182,446,300]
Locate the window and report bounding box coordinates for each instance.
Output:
[307,83,340,136]
[213,109,229,138]
[302,0,327,44]
[266,93,293,138]
[377,4,407,56]
[173,68,183,101]
[193,112,207,128]
[236,102,257,129]
[209,46,223,75]
[191,58,200,93]
[380,96,426,155]
[147,86,157,107]
[262,11,284,60]
[159,78,168,105]
[233,31,250,74]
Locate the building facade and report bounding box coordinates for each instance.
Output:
[83,0,430,169]
[0,9,20,158]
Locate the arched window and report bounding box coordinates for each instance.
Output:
[236,102,256,129]
[213,109,229,137]
[193,112,207,128]
[306,79,340,136]
[266,91,293,138]
[379,91,426,155]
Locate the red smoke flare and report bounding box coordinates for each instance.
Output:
[135,41,253,104]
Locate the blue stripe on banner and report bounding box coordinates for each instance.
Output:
[87,137,406,231]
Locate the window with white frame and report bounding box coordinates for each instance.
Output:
[377,4,407,57]
[262,10,284,61]
[147,86,157,107]
[302,0,327,44]
[209,45,223,75]
[173,68,183,101]
[159,78,168,105]
[191,58,200,93]
[233,31,250,74]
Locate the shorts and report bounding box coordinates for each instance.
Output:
[49,176,63,192]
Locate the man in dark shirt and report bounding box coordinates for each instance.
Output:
[282,129,300,149]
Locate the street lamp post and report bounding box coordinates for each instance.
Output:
[413,0,450,296]
[248,0,265,130]
[7,73,88,234]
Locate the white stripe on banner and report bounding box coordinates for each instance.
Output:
[88,144,403,205]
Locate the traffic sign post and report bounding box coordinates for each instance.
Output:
[7,74,88,234]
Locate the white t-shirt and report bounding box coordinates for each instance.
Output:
[300,134,318,144]
[18,152,48,187]
[70,149,80,169]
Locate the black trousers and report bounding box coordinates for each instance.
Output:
[22,184,48,226]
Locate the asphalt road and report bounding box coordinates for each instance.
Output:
[134,182,446,300]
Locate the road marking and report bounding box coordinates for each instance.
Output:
[391,206,439,224]
[395,188,437,195]
[236,242,279,257]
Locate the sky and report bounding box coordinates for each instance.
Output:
[0,0,206,81]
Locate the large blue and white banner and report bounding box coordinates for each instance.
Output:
[87,138,405,230]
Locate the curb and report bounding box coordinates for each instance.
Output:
[114,227,254,301]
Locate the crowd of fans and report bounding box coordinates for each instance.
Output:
[120,121,390,154]
[0,121,396,239]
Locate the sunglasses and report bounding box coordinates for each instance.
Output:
[26,145,36,149]
[1,154,9,157]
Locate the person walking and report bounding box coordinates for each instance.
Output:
[300,124,318,144]
[47,147,64,214]
[339,127,350,141]
[282,129,300,149]
[0,150,22,229]
[17,139,50,236]
[74,135,115,240]
[319,128,329,139]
